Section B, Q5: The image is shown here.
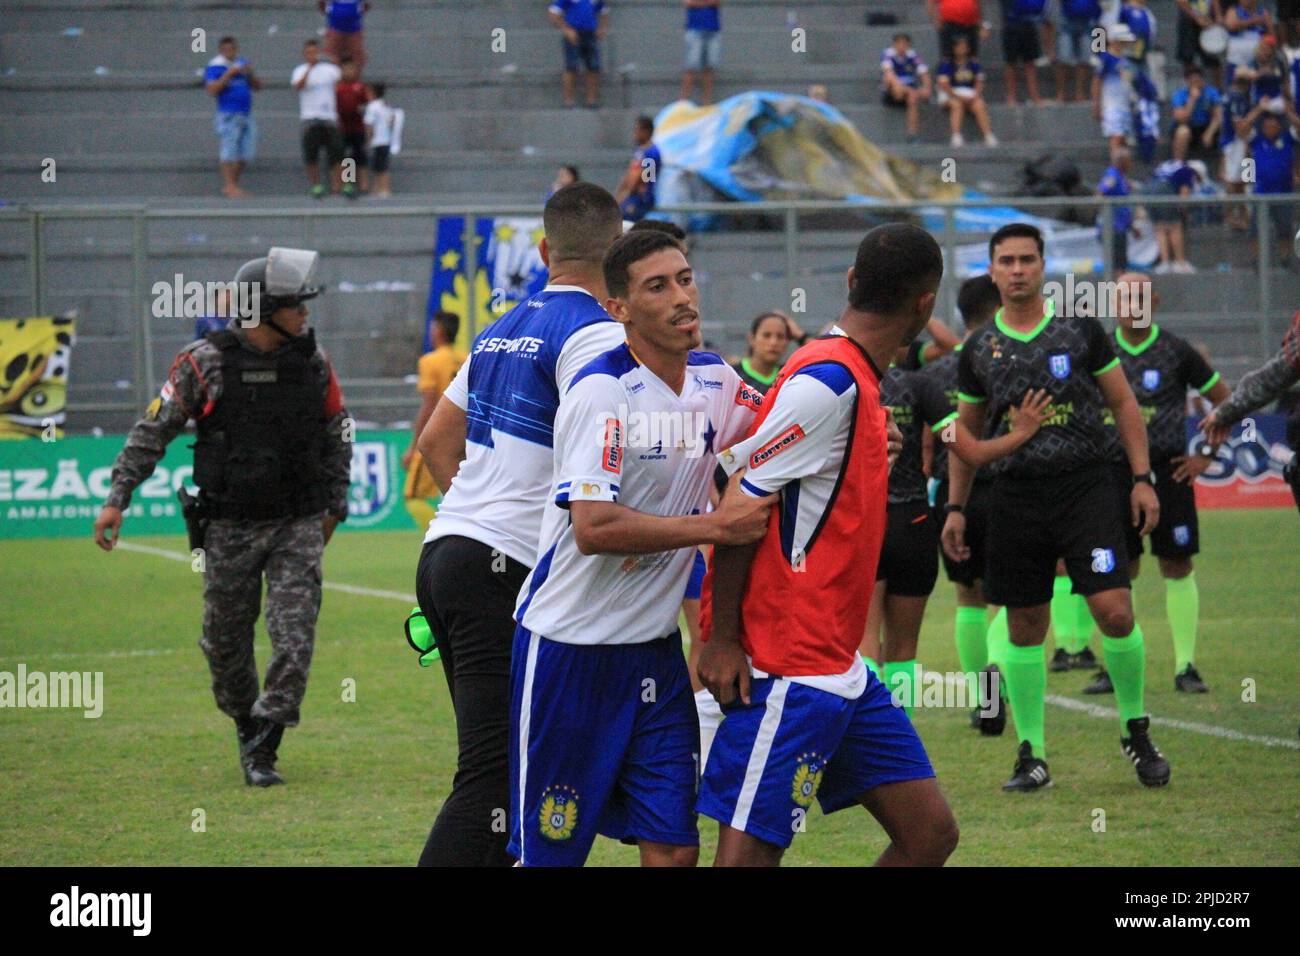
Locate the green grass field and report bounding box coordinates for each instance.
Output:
[1,509,1297,866]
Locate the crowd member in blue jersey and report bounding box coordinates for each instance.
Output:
[550,0,609,108]
[204,37,262,198]
[319,1,369,74]
[681,0,722,105]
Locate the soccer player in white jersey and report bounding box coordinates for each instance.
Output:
[411,183,627,866]
[508,229,772,867]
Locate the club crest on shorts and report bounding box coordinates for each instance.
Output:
[791,753,826,809]
[538,785,579,841]
[1091,547,1116,574]
[1048,352,1072,380]
[1142,369,1161,391]
[1173,524,1190,546]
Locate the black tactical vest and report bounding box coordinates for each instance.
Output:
[192,330,330,520]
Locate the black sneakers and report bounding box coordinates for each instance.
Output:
[1083,668,1114,695]
[977,664,1007,737]
[1175,664,1209,693]
[1071,647,1098,669]
[1003,740,1052,792]
[1121,716,1171,787]
[1049,648,1073,672]
[239,717,285,787]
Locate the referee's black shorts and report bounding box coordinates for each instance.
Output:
[934,478,994,588]
[875,498,940,598]
[984,463,1132,608]
[1111,460,1200,562]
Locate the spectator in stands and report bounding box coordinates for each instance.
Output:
[1285,22,1300,101]
[1054,1,1102,103]
[1097,145,1138,269]
[336,57,370,198]
[364,81,397,197]
[1220,69,1255,228]
[550,0,608,108]
[1223,0,1273,79]
[928,0,984,60]
[1093,24,1140,151]
[937,35,999,146]
[1175,1,1225,87]
[205,36,262,199]
[403,310,467,527]
[1147,157,1200,274]
[1001,0,1046,105]
[1243,36,1290,111]
[293,40,344,199]
[1171,65,1224,162]
[550,164,581,197]
[1118,0,1158,72]
[319,2,369,74]
[681,0,722,105]
[615,115,661,221]
[881,33,932,142]
[1242,100,1300,265]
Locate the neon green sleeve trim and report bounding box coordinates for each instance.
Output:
[1092,357,1120,376]
[1197,371,1221,394]
[957,391,986,404]
[931,411,958,432]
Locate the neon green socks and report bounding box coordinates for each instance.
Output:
[884,659,920,716]
[986,606,1011,671]
[1050,575,1081,652]
[1003,642,1046,757]
[1165,573,1199,673]
[955,606,989,702]
[1103,625,1147,727]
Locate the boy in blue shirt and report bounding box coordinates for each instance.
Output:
[204,36,262,198]
[1170,65,1223,162]
[681,1,721,105]
[550,0,609,108]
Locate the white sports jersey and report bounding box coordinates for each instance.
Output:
[517,345,763,645]
[427,286,627,566]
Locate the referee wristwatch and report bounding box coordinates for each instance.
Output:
[944,503,964,515]
[1132,472,1156,487]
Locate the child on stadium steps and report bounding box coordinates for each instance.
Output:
[697,224,958,867]
[935,35,998,148]
[880,33,932,142]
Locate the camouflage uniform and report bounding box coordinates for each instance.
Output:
[107,324,351,726]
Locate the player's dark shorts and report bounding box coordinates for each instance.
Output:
[934,478,993,588]
[985,463,1131,608]
[881,82,918,107]
[563,30,601,72]
[341,130,368,167]
[301,120,343,166]
[370,144,391,173]
[1111,460,1200,561]
[875,499,939,597]
[939,20,980,59]
[1001,20,1042,64]
[697,671,934,850]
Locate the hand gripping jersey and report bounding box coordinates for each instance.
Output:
[705,331,888,692]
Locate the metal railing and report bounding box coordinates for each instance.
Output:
[1,193,1295,423]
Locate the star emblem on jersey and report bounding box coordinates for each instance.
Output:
[538,785,579,841]
[791,753,825,809]
[1048,352,1072,380]
[702,420,717,454]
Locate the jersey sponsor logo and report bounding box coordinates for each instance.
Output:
[472,334,544,356]
[692,374,723,393]
[627,380,645,394]
[1048,352,1072,380]
[537,785,579,841]
[735,382,763,412]
[1141,368,1161,391]
[638,438,667,461]
[749,424,805,469]
[1173,524,1190,546]
[601,418,623,473]
[1091,547,1117,574]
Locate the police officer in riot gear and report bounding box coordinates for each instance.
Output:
[94,248,353,786]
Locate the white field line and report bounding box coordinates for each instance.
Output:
[939,673,1300,751]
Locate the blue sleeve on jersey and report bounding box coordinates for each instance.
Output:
[686,350,726,367]
[568,343,638,390]
[793,362,854,396]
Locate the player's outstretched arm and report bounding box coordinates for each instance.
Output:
[1096,364,1159,535]
[944,388,1051,468]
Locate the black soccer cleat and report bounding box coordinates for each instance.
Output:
[1083,668,1114,695]
[1002,740,1052,792]
[1121,716,1171,787]
[1174,664,1209,693]
[240,718,286,787]
[977,664,1007,737]
[1071,647,1098,670]
[1049,648,1073,672]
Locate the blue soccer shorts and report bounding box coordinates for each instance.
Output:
[508,624,700,866]
[697,671,934,849]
